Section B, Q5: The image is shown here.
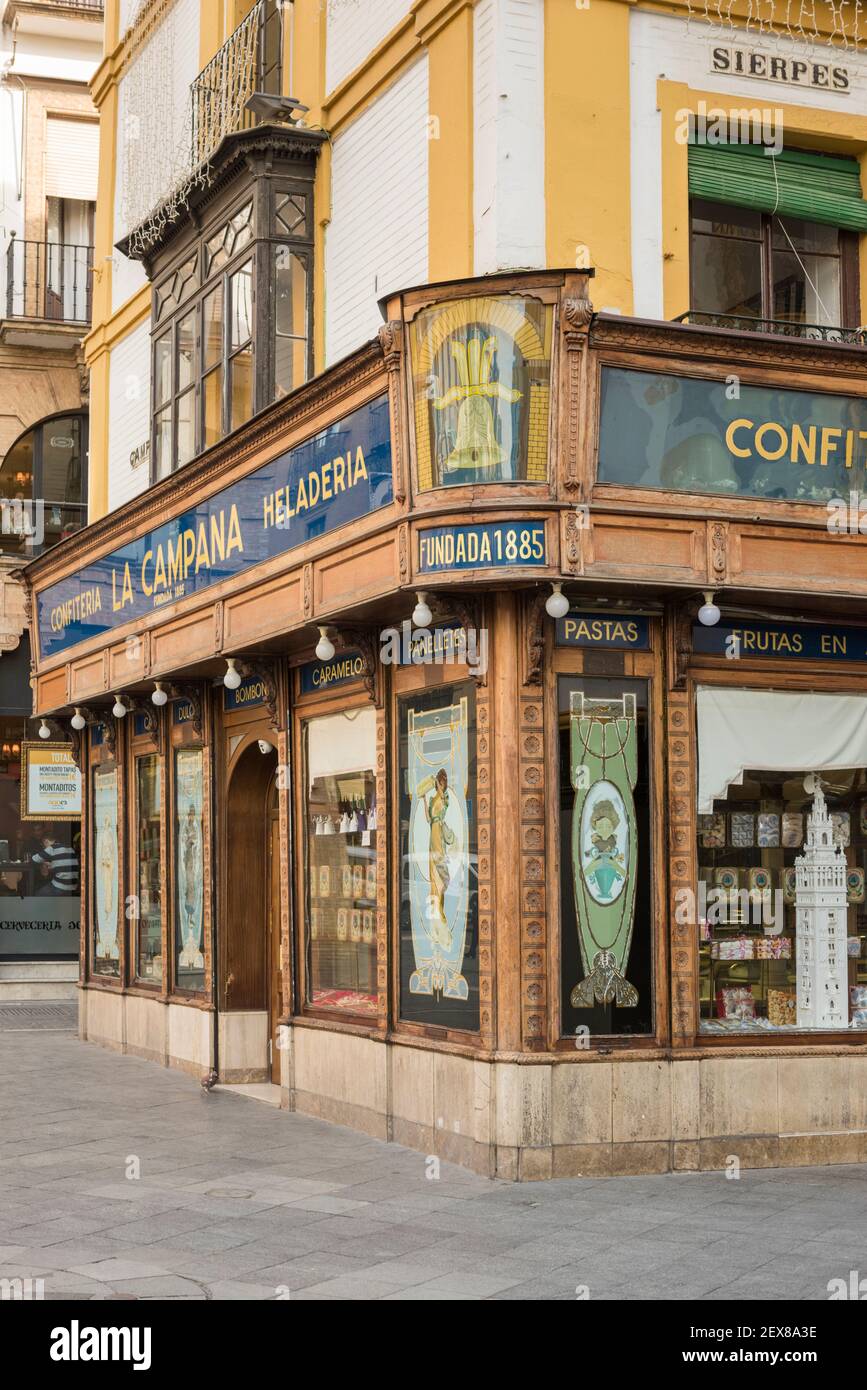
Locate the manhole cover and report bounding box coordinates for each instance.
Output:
[0,1002,78,1031]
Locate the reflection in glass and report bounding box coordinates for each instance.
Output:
[135,755,162,982]
[174,747,205,992]
[274,246,307,399]
[304,708,378,1015]
[230,347,253,431]
[93,766,119,977]
[203,367,223,449]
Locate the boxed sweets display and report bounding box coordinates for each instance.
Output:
[755,935,792,959]
[700,814,726,849]
[757,813,780,847]
[711,935,755,960]
[716,986,756,1021]
[851,986,867,1028]
[781,813,803,848]
[767,988,797,1026]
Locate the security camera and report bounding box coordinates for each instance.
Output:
[257,739,274,755]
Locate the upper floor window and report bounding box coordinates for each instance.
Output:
[150,186,312,482]
[0,412,88,554]
[686,145,865,339]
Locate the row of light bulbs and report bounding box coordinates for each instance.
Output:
[35,588,723,740]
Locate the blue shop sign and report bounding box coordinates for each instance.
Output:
[224,674,268,711]
[556,611,651,649]
[417,521,546,574]
[299,649,365,694]
[172,699,196,725]
[36,395,393,660]
[693,618,867,662]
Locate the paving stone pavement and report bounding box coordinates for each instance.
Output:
[3,1027,867,1300]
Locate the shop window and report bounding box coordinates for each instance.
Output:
[92,765,120,978]
[151,183,313,481]
[690,199,856,330]
[304,708,378,1015]
[397,682,480,1031]
[696,685,867,1033]
[134,754,162,983]
[173,747,205,993]
[409,295,553,491]
[558,677,654,1038]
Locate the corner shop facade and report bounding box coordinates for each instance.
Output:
[24,269,867,1179]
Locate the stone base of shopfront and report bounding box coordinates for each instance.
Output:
[78,987,867,1178]
[0,962,78,1000]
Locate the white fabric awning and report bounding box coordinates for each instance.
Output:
[696,686,867,813]
[307,707,376,789]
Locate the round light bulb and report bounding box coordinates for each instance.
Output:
[545,582,570,620]
[70,708,86,731]
[151,681,168,707]
[412,592,432,628]
[38,719,51,740]
[315,627,335,662]
[698,592,721,627]
[112,695,127,719]
[223,658,242,690]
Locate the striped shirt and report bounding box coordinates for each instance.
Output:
[32,842,80,893]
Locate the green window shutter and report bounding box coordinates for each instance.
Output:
[688,143,867,231]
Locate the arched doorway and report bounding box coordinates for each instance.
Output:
[223,737,280,1080]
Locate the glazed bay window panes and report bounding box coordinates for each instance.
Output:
[304,709,378,1016]
[274,246,308,399]
[409,295,553,490]
[135,755,162,983]
[558,677,654,1038]
[228,261,253,430]
[699,767,867,1034]
[397,682,480,1031]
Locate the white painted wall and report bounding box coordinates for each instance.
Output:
[629,10,867,319]
[112,0,200,313]
[107,318,152,512]
[325,57,429,365]
[473,0,546,275]
[325,0,410,94]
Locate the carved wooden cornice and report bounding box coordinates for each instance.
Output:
[666,598,694,692]
[438,595,486,686]
[333,626,380,707]
[167,682,204,739]
[237,658,280,732]
[524,591,547,687]
[129,697,163,750]
[561,296,594,338]
[590,314,867,375]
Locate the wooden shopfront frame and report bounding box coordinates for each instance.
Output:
[679,632,867,1049]
[291,658,387,1032]
[546,612,670,1052]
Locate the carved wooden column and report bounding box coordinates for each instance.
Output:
[665,602,698,1045]
[378,320,407,505]
[560,295,594,498]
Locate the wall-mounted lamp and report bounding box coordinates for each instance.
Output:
[70,708,87,731]
[545,582,570,620]
[223,658,242,690]
[697,591,721,627]
[257,739,274,756]
[315,627,335,662]
[151,681,168,707]
[112,694,128,719]
[38,718,51,739]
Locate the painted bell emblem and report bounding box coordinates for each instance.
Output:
[432,335,521,473]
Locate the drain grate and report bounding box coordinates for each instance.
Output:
[0,1002,78,1031]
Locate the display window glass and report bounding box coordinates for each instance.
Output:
[92,765,120,977]
[699,768,867,1033]
[409,294,553,491]
[558,677,654,1038]
[397,681,480,1031]
[174,747,205,993]
[134,754,162,983]
[304,708,378,1015]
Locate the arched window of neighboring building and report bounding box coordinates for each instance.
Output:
[0,412,88,555]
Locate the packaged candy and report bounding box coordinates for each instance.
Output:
[711,935,755,960]
[755,936,791,959]
[767,989,797,1026]
[716,986,755,1021]
[847,936,862,959]
[849,985,867,1010]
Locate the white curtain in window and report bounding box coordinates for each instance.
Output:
[307,707,376,789]
[696,686,867,813]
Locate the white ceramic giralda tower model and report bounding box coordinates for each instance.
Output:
[795,783,849,1029]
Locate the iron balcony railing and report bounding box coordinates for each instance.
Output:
[190,0,283,168]
[5,237,93,325]
[675,310,867,346]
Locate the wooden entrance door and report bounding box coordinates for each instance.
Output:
[267,805,282,1081]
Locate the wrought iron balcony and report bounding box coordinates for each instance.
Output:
[674,310,867,347]
[5,237,93,326]
[190,0,283,169]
